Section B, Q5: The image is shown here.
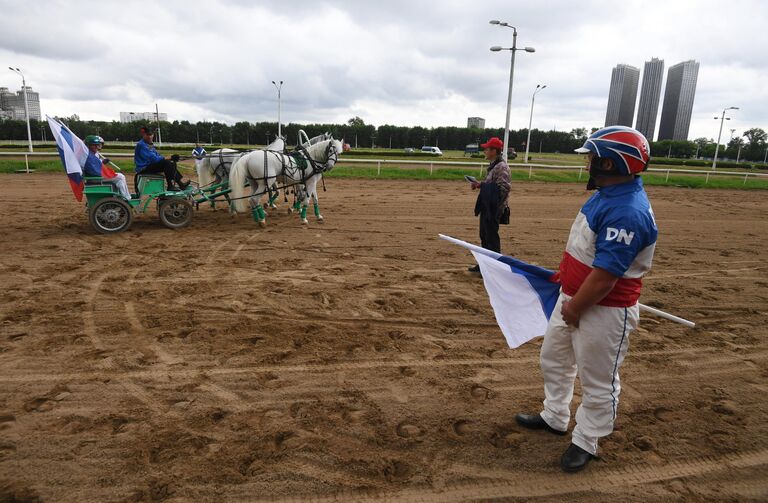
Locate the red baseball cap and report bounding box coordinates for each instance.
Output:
[480,137,504,150]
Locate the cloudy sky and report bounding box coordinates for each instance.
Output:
[1,0,766,140]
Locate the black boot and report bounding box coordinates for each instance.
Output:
[178,178,190,190]
[467,264,480,273]
[560,443,594,473]
[515,413,567,436]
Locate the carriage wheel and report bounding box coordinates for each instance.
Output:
[89,197,133,234]
[159,198,193,229]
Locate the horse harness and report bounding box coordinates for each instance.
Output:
[238,140,339,203]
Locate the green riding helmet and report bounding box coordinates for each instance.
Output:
[84,135,103,146]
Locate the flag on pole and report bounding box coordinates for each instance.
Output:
[440,234,695,345]
[100,163,117,178]
[439,234,561,348]
[47,116,88,201]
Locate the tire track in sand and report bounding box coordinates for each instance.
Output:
[81,254,132,351]
[1,347,762,384]
[124,301,182,365]
[244,448,768,502]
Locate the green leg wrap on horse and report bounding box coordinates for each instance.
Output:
[251,206,266,221]
[293,200,302,211]
[268,193,279,206]
[313,202,320,217]
[300,205,307,220]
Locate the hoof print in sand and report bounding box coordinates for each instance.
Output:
[470,384,495,400]
[452,419,474,437]
[395,421,425,441]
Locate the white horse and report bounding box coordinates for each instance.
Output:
[229,136,342,226]
[196,139,286,208]
[196,138,286,187]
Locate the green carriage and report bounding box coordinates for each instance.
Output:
[84,174,194,234]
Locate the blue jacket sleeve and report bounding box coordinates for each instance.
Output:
[592,210,653,277]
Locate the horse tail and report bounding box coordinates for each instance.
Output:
[197,157,212,187]
[229,154,249,213]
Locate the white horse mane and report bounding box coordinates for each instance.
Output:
[304,136,339,159]
[304,133,331,147]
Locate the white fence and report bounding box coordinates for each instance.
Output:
[333,158,768,185]
[2,151,767,185]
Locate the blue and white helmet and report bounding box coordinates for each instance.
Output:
[575,126,650,175]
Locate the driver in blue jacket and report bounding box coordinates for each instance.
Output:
[133,126,189,192]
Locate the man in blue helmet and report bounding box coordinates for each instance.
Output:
[515,126,658,472]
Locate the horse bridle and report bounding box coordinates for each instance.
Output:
[323,141,339,172]
[293,140,339,176]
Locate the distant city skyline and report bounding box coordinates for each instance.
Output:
[119,111,168,124]
[603,58,700,141]
[0,85,41,121]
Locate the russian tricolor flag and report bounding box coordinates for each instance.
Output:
[440,234,561,348]
[47,116,88,201]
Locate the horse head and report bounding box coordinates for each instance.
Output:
[305,136,343,172]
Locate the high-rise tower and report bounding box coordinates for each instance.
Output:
[635,58,664,141]
[605,64,640,127]
[658,60,700,141]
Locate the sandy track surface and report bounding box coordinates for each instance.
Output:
[1,174,766,502]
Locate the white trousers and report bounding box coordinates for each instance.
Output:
[109,173,131,200]
[539,293,638,455]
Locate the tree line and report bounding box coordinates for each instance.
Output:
[2,116,766,162]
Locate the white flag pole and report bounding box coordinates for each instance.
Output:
[438,234,696,329]
[638,304,695,328]
[438,233,502,259]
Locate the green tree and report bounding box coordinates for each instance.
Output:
[742,127,767,145]
[347,116,365,127]
[571,127,588,140]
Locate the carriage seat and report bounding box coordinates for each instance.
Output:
[135,173,166,195]
[84,176,121,193]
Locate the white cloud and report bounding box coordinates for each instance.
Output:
[0,0,765,141]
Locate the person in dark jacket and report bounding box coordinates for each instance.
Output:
[468,137,511,272]
[133,126,189,192]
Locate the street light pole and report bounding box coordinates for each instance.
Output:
[271,80,283,138]
[9,67,33,153]
[524,84,546,163]
[490,21,536,163]
[712,106,738,169]
[155,103,162,145]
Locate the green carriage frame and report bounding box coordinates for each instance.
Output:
[84,174,195,234]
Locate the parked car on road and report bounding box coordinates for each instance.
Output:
[421,146,443,155]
